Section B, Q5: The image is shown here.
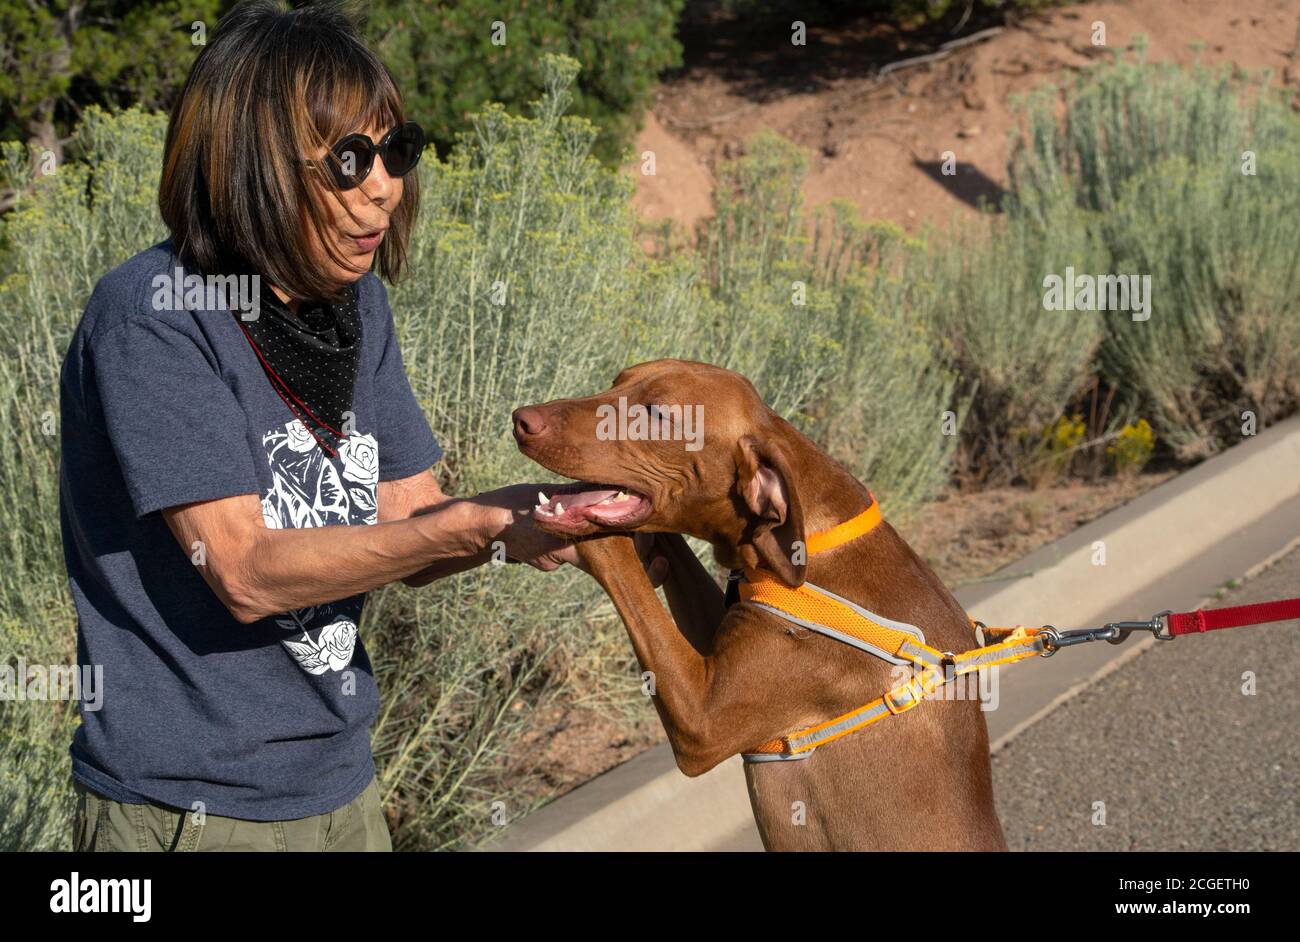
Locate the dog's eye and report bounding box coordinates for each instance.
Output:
[646,403,682,436]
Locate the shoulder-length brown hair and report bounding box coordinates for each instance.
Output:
[159,0,418,300]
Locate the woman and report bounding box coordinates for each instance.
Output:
[60,0,661,852]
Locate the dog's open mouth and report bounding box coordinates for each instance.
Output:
[531,481,652,533]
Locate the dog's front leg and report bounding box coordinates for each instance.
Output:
[579,533,819,775]
[648,532,727,656]
[576,533,723,772]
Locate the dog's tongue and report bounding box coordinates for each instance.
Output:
[548,487,620,511]
[535,484,620,517]
[534,483,648,525]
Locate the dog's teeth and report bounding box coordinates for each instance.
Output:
[554,501,564,514]
[616,491,628,500]
[538,491,548,504]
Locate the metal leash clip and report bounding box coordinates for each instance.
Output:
[1039,624,1103,656]
[1040,610,1175,656]
[1103,610,1175,644]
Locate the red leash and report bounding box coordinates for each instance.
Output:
[1168,597,1300,636]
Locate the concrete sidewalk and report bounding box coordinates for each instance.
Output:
[486,415,1300,851]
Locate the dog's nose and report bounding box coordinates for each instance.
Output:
[512,406,549,443]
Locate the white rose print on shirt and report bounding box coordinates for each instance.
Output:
[261,421,378,528]
[337,434,379,517]
[279,611,359,675]
[260,419,379,674]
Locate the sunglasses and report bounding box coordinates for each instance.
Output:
[311,122,425,190]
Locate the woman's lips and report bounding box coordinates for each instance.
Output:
[351,229,385,253]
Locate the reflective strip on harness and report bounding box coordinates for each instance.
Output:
[741,573,927,663]
[741,748,817,763]
[951,633,1048,671]
[898,640,945,666]
[742,636,1047,761]
[787,702,892,752]
[747,589,926,666]
[780,665,947,754]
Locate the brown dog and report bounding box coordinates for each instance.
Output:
[512,359,1007,850]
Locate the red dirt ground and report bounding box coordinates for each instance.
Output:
[630,0,1300,240]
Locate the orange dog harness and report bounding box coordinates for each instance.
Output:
[730,497,1300,764]
[730,497,1046,763]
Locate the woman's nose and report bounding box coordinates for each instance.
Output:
[361,154,396,204]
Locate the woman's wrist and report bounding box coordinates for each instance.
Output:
[448,496,513,554]
[402,496,502,559]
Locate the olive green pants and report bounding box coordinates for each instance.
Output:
[72,776,392,852]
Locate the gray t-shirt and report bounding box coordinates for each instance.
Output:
[59,240,442,820]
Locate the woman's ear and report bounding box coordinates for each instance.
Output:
[734,434,806,587]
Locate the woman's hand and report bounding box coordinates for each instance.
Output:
[470,483,668,583]
[465,482,572,571]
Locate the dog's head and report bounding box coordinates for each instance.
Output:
[512,358,808,584]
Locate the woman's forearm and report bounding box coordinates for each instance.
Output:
[230,496,504,621]
[401,548,498,587]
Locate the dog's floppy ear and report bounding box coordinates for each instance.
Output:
[734,434,806,587]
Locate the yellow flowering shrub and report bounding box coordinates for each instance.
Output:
[1108,419,1156,475]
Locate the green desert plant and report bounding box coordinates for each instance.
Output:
[0,106,169,851]
[1008,42,1300,459]
[365,0,684,166]
[903,196,1105,484]
[695,130,961,511]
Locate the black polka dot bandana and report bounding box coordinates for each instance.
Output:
[237,283,362,456]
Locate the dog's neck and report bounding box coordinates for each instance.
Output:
[708,426,874,572]
[783,416,875,532]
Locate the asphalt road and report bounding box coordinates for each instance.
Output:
[991,546,1300,851]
